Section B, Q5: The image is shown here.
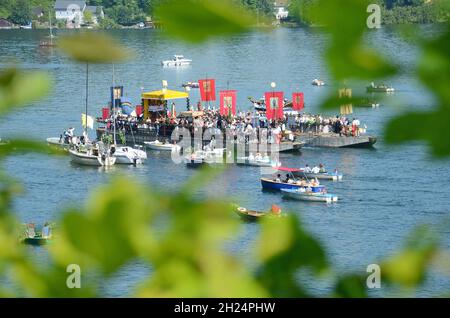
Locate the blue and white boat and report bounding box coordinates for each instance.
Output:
[260,167,325,192]
[281,188,338,203]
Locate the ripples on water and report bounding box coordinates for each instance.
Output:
[0,27,449,297]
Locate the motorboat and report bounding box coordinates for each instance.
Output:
[112,145,147,165]
[46,136,72,150]
[162,55,192,67]
[312,79,325,86]
[182,81,199,88]
[260,167,325,192]
[184,148,225,168]
[21,223,53,246]
[144,140,180,151]
[281,188,338,203]
[69,144,116,166]
[366,83,395,93]
[293,167,343,181]
[236,155,281,167]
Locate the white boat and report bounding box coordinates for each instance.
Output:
[69,147,116,166]
[367,83,395,93]
[113,145,147,165]
[237,156,281,167]
[281,188,338,203]
[162,55,192,67]
[144,140,180,151]
[46,137,72,150]
[293,169,343,181]
[182,81,199,88]
[312,79,325,86]
[184,149,225,167]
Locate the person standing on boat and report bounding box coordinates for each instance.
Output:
[42,222,52,239]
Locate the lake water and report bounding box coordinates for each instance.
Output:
[0,27,449,297]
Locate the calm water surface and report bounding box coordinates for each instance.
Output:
[0,27,449,297]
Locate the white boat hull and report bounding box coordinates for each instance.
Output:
[69,149,116,166]
[144,141,179,151]
[46,137,71,150]
[114,146,147,165]
[281,189,338,203]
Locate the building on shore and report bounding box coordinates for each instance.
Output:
[0,18,14,29]
[274,0,289,21]
[54,0,103,28]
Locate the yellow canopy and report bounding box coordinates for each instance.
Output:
[142,89,188,100]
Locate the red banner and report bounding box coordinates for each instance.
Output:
[219,90,237,116]
[264,92,284,120]
[292,92,304,111]
[199,79,216,102]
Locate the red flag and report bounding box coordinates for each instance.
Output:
[292,92,304,111]
[219,90,237,116]
[199,79,216,102]
[264,92,284,120]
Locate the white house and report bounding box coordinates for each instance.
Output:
[54,1,104,28]
[55,0,86,28]
[274,0,289,20]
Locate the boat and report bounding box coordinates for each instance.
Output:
[109,65,146,165]
[144,140,180,151]
[236,155,281,167]
[162,55,192,67]
[21,223,53,246]
[366,83,395,93]
[46,136,72,150]
[260,167,325,192]
[184,148,225,168]
[312,79,325,86]
[182,81,199,88]
[292,166,343,181]
[69,145,116,166]
[281,188,338,203]
[112,145,147,165]
[39,12,57,48]
[234,205,283,222]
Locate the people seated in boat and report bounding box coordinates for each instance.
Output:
[311,178,320,187]
[25,223,36,238]
[312,166,320,174]
[92,143,99,156]
[41,222,52,239]
[248,153,255,161]
[305,164,312,173]
[319,164,326,173]
[274,174,281,183]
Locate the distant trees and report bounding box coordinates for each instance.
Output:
[9,0,31,25]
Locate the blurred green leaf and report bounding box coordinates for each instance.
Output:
[256,215,328,297]
[58,33,134,63]
[0,139,63,158]
[0,68,51,115]
[155,0,254,43]
[382,226,437,288]
[307,0,397,80]
[334,274,367,298]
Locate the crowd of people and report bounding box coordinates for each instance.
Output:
[291,113,364,136]
[104,105,366,144]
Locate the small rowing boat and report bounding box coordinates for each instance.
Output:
[234,205,283,222]
[144,140,180,151]
[69,143,116,167]
[281,188,338,203]
[236,155,281,167]
[21,223,53,246]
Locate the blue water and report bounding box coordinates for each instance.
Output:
[0,26,449,297]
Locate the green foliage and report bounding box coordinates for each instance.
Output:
[155,0,255,43]
[57,33,134,63]
[385,24,450,156]
[8,0,31,26]
[83,10,94,25]
[1,0,450,299]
